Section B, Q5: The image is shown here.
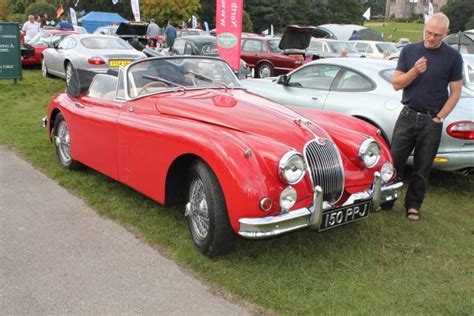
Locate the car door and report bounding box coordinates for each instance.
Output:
[240,39,264,68]
[273,64,341,109]
[66,75,122,179]
[48,37,76,76]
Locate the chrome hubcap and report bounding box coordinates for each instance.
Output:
[55,121,71,164]
[260,66,271,78]
[42,60,47,76]
[185,178,209,240]
[66,65,72,85]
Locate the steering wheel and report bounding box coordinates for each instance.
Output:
[138,81,169,95]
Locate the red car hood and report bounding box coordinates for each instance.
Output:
[153,89,331,147]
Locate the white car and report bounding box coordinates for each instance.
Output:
[351,40,400,60]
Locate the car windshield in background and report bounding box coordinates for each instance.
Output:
[127,57,242,98]
[29,33,48,45]
[379,68,395,84]
[201,44,218,55]
[376,43,398,54]
[329,41,358,53]
[81,37,132,49]
[268,39,282,52]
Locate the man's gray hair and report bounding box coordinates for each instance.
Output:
[428,12,450,29]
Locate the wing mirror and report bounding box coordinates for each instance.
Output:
[277,74,288,85]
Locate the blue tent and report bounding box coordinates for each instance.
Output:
[78,11,128,33]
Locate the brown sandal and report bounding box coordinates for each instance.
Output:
[406,208,420,221]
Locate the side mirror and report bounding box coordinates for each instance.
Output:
[277,74,288,85]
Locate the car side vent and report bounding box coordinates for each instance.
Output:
[304,139,344,204]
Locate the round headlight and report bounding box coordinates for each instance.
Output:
[358,138,381,168]
[381,161,394,183]
[279,151,306,184]
[280,186,297,211]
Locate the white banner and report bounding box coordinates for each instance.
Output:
[70,8,78,26]
[363,7,371,20]
[131,0,140,22]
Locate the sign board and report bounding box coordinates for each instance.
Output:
[0,22,22,81]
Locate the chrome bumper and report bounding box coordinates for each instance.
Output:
[238,172,403,239]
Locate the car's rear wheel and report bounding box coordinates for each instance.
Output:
[185,160,235,257]
[41,57,50,78]
[53,113,81,170]
[65,62,74,87]
[257,62,274,78]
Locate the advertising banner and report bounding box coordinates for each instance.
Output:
[0,22,22,82]
[131,0,141,22]
[215,0,243,71]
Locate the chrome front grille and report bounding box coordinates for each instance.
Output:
[304,139,344,204]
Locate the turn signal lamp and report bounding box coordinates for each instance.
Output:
[88,57,105,65]
[447,121,474,140]
[434,157,449,163]
[260,197,273,212]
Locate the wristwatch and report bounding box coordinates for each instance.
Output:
[436,115,444,123]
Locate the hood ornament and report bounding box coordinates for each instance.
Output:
[295,118,326,146]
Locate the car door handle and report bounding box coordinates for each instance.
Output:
[74,102,84,108]
[312,97,319,101]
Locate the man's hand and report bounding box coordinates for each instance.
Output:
[413,56,427,75]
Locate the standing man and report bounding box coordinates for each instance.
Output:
[391,13,463,221]
[146,18,161,46]
[164,20,177,48]
[22,15,40,42]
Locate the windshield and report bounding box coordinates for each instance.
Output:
[126,57,242,98]
[81,37,132,49]
[376,43,399,54]
[28,32,49,45]
[328,41,358,53]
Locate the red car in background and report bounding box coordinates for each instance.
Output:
[240,26,316,78]
[22,29,78,66]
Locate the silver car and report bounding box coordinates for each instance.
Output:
[41,34,146,85]
[242,58,474,173]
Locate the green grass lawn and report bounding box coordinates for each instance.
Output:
[365,21,424,43]
[1,70,473,314]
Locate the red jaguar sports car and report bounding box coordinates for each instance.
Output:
[43,56,402,257]
[22,29,78,66]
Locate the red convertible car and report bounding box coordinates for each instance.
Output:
[43,56,402,257]
[22,29,78,66]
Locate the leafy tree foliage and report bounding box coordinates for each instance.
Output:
[242,10,253,33]
[441,0,474,32]
[25,2,56,20]
[198,0,215,28]
[141,0,201,26]
[327,0,364,24]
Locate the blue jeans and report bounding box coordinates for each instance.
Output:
[390,106,443,210]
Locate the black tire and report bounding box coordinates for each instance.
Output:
[185,160,235,257]
[256,62,274,78]
[41,57,51,78]
[65,62,74,87]
[381,200,396,211]
[53,112,82,170]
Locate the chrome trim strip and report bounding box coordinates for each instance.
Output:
[238,174,403,239]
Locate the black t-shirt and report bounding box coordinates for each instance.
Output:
[396,41,463,112]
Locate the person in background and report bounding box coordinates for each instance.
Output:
[56,16,74,31]
[34,16,42,29]
[349,30,361,40]
[164,20,177,48]
[391,13,463,221]
[22,15,40,42]
[146,18,161,46]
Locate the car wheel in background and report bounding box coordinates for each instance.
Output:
[53,112,82,170]
[41,57,51,78]
[65,62,74,86]
[257,62,274,78]
[185,160,235,257]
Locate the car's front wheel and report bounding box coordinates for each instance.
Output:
[256,62,274,78]
[185,160,235,257]
[65,62,74,86]
[53,112,81,170]
[41,57,50,78]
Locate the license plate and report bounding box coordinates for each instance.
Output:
[109,60,132,67]
[319,200,371,231]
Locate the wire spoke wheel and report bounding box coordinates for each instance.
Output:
[187,177,210,240]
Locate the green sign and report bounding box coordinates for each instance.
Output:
[0,22,22,81]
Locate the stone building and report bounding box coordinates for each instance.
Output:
[385,0,448,19]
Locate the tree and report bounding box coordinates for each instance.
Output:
[242,10,253,33]
[141,0,201,26]
[327,0,364,24]
[441,0,474,32]
[198,0,215,29]
[25,2,56,20]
